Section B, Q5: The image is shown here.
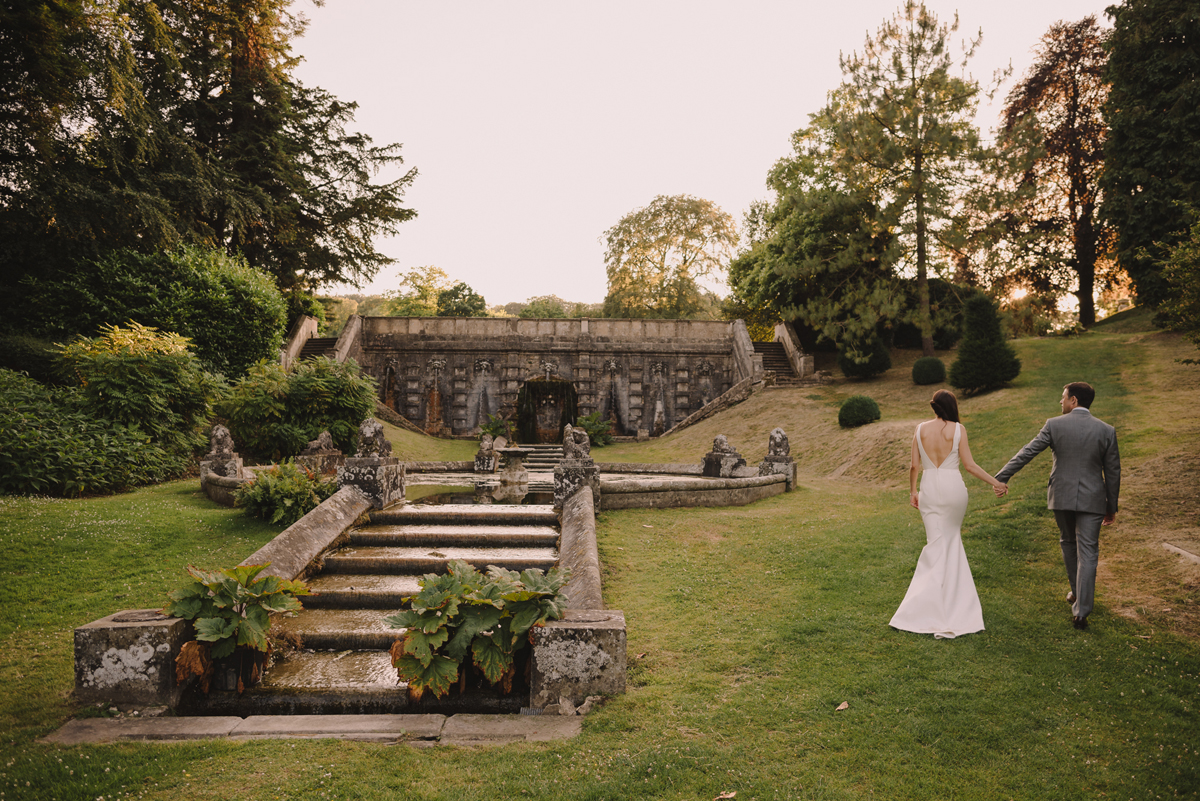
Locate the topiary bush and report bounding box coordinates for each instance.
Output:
[837,337,892,379]
[220,358,377,460]
[236,461,337,527]
[911,356,946,385]
[949,295,1022,394]
[838,395,881,428]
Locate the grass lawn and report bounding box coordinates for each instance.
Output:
[1,312,1197,800]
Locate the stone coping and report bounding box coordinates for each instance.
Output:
[594,462,702,475]
[558,487,602,610]
[238,485,372,580]
[600,473,784,494]
[406,461,475,473]
[41,713,581,746]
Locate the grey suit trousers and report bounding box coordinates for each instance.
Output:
[1054,510,1103,619]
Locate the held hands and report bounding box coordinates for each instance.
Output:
[993,482,1008,498]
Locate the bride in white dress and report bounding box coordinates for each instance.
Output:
[890,390,1008,639]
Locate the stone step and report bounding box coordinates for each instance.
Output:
[304,574,423,608]
[368,504,558,526]
[351,525,560,547]
[321,545,558,575]
[275,608,405,651]
[299,337,339,359]
[179,651,524,715]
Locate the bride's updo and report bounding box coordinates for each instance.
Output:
[930,389,960,423]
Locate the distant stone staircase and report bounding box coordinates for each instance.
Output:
[754,341,819,389]
[298,336,338,361]
[183,503,560,715]
[517,444,565,472]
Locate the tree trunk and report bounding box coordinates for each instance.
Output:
[914,158,935,357]
[1075,204,1097,327]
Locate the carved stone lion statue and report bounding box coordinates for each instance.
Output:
[206,425,236,460]
[712,434,737,454]
[562,424,592,461]
[355,418,392,457]
[767,427,790,459]
[301,430,338,455]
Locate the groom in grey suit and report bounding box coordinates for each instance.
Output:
[995,382,1121,629]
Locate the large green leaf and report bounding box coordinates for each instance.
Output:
[392,653,458,700]
[258,592,303,613]
[237,605,270,651]
[444,604,503,662]
[227,563,269,587]
[194,616,238,643]
[507,600,545,644]
[382,609,422,630]
[402,627,450,667]
[471,634,512,685]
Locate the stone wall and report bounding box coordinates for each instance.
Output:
[354,316,756,437]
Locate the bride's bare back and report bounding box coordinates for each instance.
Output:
[919,419,958,468]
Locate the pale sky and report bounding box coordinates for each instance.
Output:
[292,0,1113,307]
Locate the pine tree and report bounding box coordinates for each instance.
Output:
[949,295,1021,394]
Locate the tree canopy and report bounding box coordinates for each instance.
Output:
[1101,0,1200,311]
[602,194,737,319]
[0,0,416,331]
[1000,16,1111,327]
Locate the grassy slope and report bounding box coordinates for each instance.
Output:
[1,317,1197,800]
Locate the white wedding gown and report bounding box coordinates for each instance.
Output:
[889,422,985,639]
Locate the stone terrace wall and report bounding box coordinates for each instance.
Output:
[358,317,747,437]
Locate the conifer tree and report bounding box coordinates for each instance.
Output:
[948,295,1021,394]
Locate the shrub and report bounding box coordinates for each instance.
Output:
[58,322,221,459]
[893,279,979,350]
[0,335,74,386]
[236,461,337,527]
[839,395,881,428]
[837,337,892,379]
[16,245,287,377]
[574,411,614,447]
[0,369,180,496]
[480,413,512,441]
[220,358,377,460]
[911,356,946,385]
[949,295,1022,394]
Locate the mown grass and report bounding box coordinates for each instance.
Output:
[1,318,1198,800]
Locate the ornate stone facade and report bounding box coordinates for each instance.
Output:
[346,317,754,437]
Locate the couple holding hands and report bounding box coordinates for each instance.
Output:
[890,382,1121,638]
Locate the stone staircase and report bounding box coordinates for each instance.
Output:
[516,444,565,472]
[754,341,819,389]
[298,336,339,360]
[182,503,560,715]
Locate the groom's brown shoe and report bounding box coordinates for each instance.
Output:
[1067,591,1076,604]
[1072,616,1088,630]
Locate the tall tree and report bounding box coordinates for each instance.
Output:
[602,194,737,319]
[817,1,992,355]
[1001,17,1111,327]
[386,266,451,317]
[436,282,486,317]
[1100,0,1200,310]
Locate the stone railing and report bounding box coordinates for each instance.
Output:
[774,322,814,379]
[280,315,319,369]
[730,319,763,383]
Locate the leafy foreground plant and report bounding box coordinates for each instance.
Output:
[385,560,569,700]
[164,563,311,693]
[575,410,615,446]
[236,461,337,527]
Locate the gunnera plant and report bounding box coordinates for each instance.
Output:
[236,461,337,527]
[911,356,946,385]
[839,395,881,428]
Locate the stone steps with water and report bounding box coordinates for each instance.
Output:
[180,502,559,716]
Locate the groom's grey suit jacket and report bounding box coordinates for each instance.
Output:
[995,407,1120,515]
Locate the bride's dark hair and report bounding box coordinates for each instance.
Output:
[930,389,960,423]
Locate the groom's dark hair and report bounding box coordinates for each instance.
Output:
[931,390,960,422]
[1065,382,1095,408]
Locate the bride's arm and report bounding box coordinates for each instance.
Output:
[909,432,920,509]
[959,427,1007,496]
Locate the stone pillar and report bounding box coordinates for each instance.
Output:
[553,424,600,509]
[757,427,796,490]
[474,434,498,473]
[336,418,405,508]
[295,430,344,477]
[75,610,192,708]
[701,435,746,477]
[530,609,627,708]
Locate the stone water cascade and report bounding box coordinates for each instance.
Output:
[182,502,560,715]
